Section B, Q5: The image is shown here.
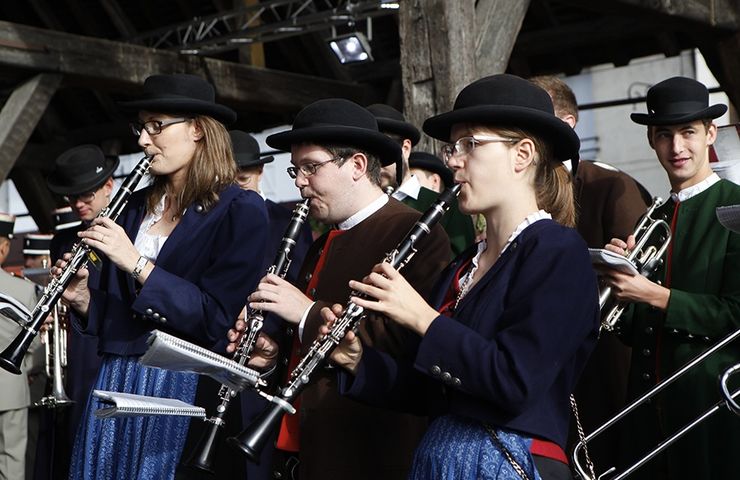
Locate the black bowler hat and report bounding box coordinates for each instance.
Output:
[409,151,454,189]
[266,99,401,167]
[230,131,274,168]
[630,76,727,126]
[23,234,53,256]
[47,145,119,196]
[0,213,15,239]
[367,104,421,146]
[423,74,580,171]
[51,206,81,232]
[119,74,236,125]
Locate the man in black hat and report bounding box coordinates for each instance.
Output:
[0,213,40,480]
[368,104,475,256]
[408,151,453,194]
[239,98,450,480]
[600,76,740,479]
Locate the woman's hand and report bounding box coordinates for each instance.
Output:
[348,262,439,336]
[319,304,363,374]
[248,273,313,325]
[604,234,636,257]
[78,217,140,275]
[51,253,90,317]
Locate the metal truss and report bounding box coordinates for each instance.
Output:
[127,0,400,55]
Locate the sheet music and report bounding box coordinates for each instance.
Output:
[717,205,740,234]
[589,248,639,276]
[138,330,263,392]
[93,390,205,418]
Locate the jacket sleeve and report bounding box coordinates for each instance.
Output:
[132,193,268,349]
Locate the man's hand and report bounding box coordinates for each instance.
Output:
[319,304,363,375]
[248,274,313,325]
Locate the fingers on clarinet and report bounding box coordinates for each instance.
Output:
[331,303,343,315]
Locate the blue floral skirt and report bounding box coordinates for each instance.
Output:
[68,354,198,480]
[410,415,542,480]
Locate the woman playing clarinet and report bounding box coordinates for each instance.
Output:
[324,74,600,480]
[54,74,268,480]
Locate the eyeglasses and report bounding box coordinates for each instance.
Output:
[286,156,343,179]
[63,190,96,205]
[130,117,192,137]
[441,135,520,166]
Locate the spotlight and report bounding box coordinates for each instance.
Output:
[327,32,373,64]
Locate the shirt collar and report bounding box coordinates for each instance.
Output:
[391,175,421,201]
[337,193,389,230]
[670,173,720,203]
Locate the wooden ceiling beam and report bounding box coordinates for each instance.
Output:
[475,0,531,76]
[0,20,367,113]
[9,167,57,233]
[0,73,62,183]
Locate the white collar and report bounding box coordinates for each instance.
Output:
[337,193,389,230]
[391,175,421,201]
[670,173,720,203]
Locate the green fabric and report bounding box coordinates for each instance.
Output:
[621,179,740,479]
[403,187,475,258]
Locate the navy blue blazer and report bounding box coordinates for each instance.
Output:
[78,184,268,356]
[340,219,600,449]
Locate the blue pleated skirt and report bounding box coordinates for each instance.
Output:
[409,415,542,480]
[68,354,198,480]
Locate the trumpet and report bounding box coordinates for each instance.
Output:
[36,302,72,408]
[0,154,153,375]
[599,197,672,331]
[228,184,461,462]
[184,199,310,474]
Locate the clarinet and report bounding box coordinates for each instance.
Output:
[0,155,153,375]
[185,198,310,473]
[228,184,461,462]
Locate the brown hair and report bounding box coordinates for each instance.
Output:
[147,116,236,216]
[492,126,577,227]
[321,144,383,187]
[529,76,579,123]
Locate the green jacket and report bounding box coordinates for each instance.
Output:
[402,186,475,258]
[621,179,740,479]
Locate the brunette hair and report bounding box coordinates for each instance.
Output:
[321,144,384,187]
[147,115,236,216]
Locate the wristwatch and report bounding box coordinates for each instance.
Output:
[131,255,149,280]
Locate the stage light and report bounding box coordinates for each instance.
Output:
[327,32,373,64]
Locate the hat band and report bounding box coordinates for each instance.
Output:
[650,100,708,116]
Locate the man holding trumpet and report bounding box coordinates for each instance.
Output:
[600,77,740,479]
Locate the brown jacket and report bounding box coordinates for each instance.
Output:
[295,198,451,480]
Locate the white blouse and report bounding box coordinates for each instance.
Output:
[133,194,173,262]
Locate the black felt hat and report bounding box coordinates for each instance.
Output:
[46,145,119,196]
[0,213,14,239]
[119,74,237,125]
[230,130,273,168]
[423,74,580,170]
[366,104,421,146]
[51,206,81,232]
[266,98,401,167]
[23,234,53,256]
[630,76,727,126]
[409,151,454,189]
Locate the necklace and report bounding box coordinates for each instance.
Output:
[454,262,479,310]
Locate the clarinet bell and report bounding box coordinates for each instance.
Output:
[227,401,286,464]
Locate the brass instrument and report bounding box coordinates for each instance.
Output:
[599,197,672,331]
[572,328,740,480]
[37,302,72,408]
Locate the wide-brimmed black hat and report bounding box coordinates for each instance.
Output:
[367,104,421,146]
[631,76,727,126]
[23,234,53,256]
[0,213,15,239]
[409,151,454,189]
[230,130,273,168]
[119,74,236,125]
[423,74,580,170]
[47,145,119,196]
[266,99,401,167]
[51,206,82,231]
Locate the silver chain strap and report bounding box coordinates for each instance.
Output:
[484,424,532,480]
[570,394,597,480]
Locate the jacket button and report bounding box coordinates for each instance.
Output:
[645,327,653,334]
[194,204,204,213]
[441,372,452,384]
[642,348,651,356]
[642,373,651,381]
[160,317,167,324]
[310,288,317,297]
[452,377,461,387]
[153,312,160,320]
[145,308,153,315]
[430,365,441,377]
[286,327,294,336]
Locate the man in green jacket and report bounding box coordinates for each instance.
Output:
[602,77,740,479]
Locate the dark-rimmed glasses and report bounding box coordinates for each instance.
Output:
[63,190,97,205]
[287,156,343,179]
[130,118,192,137]
[441,135,520,166]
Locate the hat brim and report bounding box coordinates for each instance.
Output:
[236,155,274,168]
[409,157,454,189]
[47,157,120,196]
[266,126,401,167]
[119,98,237,125]
[630,104,727,126]
[423,105,581,168]
[376,118,421,146]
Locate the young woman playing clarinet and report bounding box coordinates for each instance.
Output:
[54,74,268,480]
[323,74,600,480]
